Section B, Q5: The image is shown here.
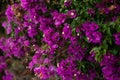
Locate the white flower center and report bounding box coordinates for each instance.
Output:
[62,32,64,34]
[71,12,74,16]
[64,0,67,3]
[77,33,80,36]
[67,25,69,28]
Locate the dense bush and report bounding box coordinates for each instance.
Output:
[0,0,120,80]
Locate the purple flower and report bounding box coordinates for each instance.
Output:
[0,37,26,58]
[86,31,102,44]
[76,26,81,33]
[67,9,77,18]
[23,22,38,38]
[34,66,50,79]
[28,48,51,71]
[99,8,110,14]
[62,23,72,39]
[0,56,7,72]
[51,32,60,42]
[2,22,12,34]
[28,26,38,38]
[86,51,96,62]
[57,57,78,80]
[23,40,30,47]
[39,17,53,31]
[86,69,98,80]
[100,54,120,80]
[70,36,78,44]
[21,0,45,10]
[0,62,7,72]
[5,5,14,22]
[2,70,13,80]
[64,0,72,7]
[87,8,95,16]
[34,65,55,80]
[82,21,99,32]
[43,28,54,43]
[53,11,66,27]
[100,54,118,66]
[42,27,60,51]
[113,32,120,45]
[21,0,47,24]
[82,21,102,44]
[68,43,85,60]
[111,16,117,22]
[28,52,42,70]
[102,66,114,78]
[75,71,88,80]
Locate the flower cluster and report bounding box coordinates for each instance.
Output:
[2,70,13,80]
[64,0,72,7]
[0,55,13,80]
[0,0,120,80]
[0,37,26,58]
[82,21,102,44]
[100,54,120,80]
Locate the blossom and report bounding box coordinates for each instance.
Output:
[86,31,102,44]
[67,9,77,18]
[43,28,54,43]
[68,43,85,60]
[62,23,72,39]
[2,0,120,80]
[23,40,30,47]
[86,51,96,62]
[53,11,66,27]
[34,66,56,80]
[34,66,50,79]
[100,54,120,80]
[51,32,60,42]
[64,0,72,7]
[39,17,53,31]
[0,37,26,58]
[87,8,95,16]
[0,62,7,72]
[21,0,45,11]
[23,22,38,38]
[21,0,47,24]
[0,56,7,72]
[57,57,78,80]
[2,70,13,80]
[113,32,120,45]
[2,22,12,34]
[82,21,102,44]
[82,21,99,32]
[28,26,38,38]
[5,5,14,22]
